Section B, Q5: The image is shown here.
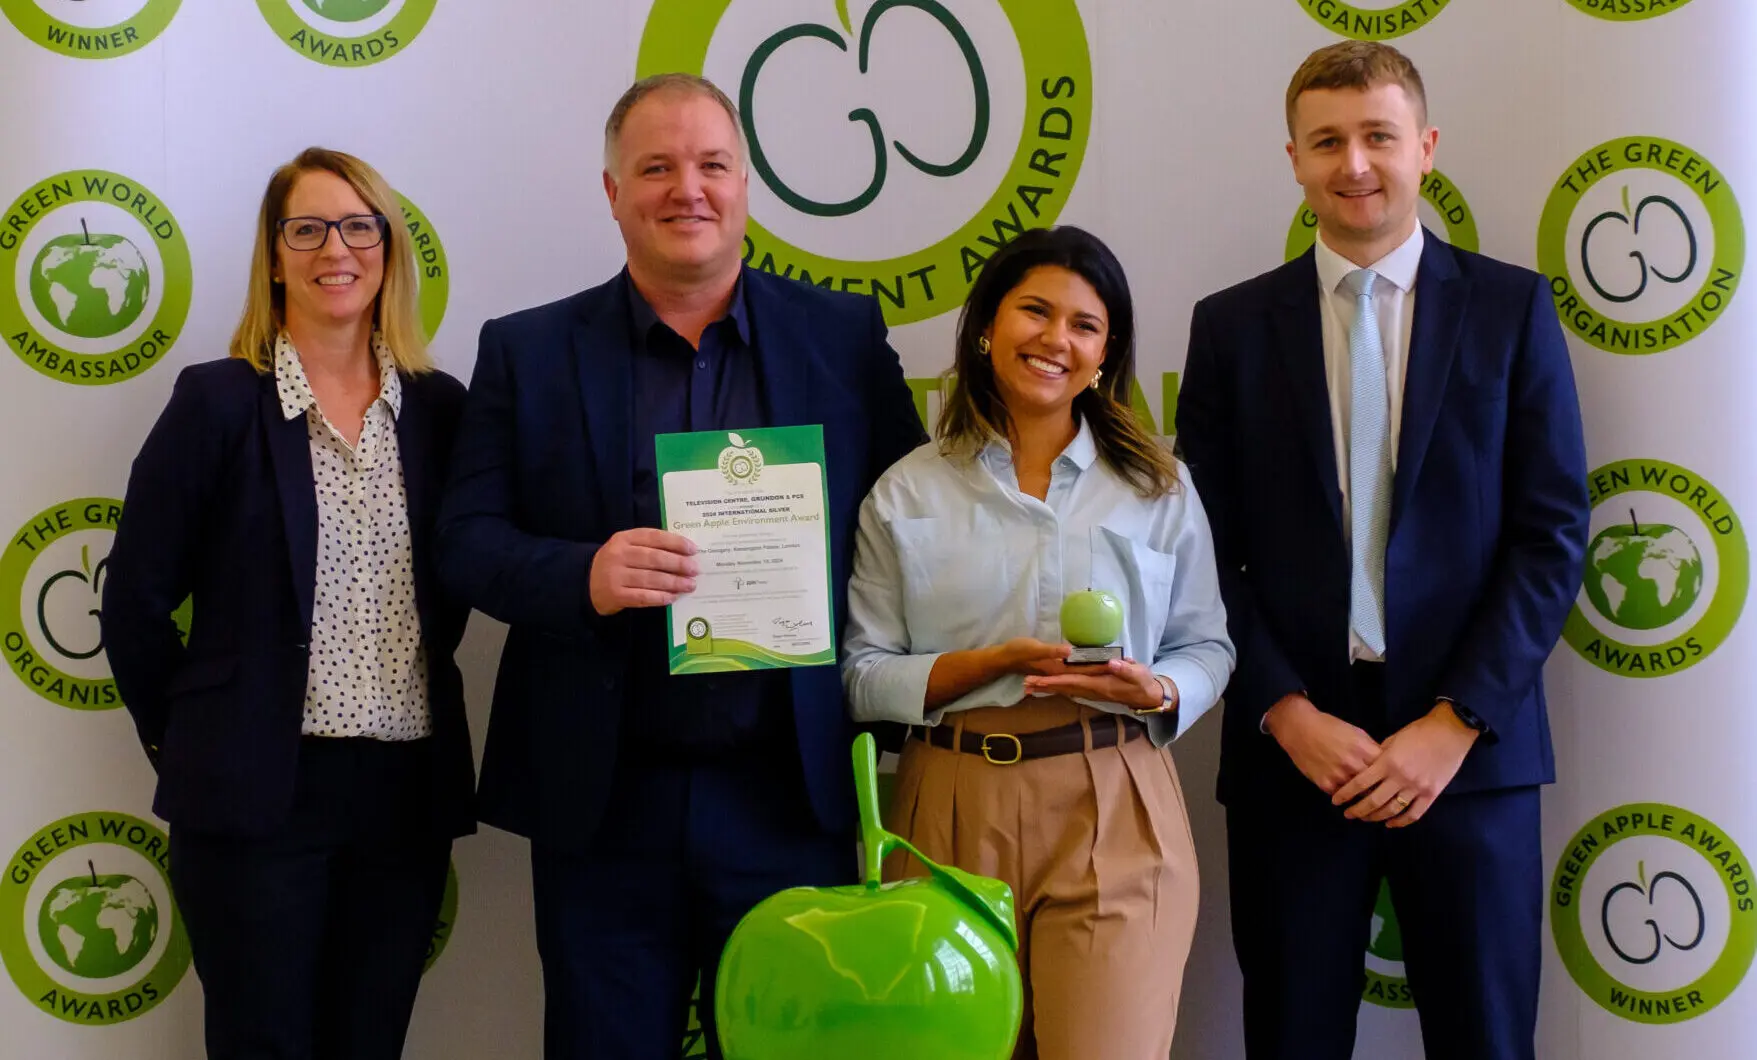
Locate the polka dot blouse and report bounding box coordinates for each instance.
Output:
[275,332,431,741]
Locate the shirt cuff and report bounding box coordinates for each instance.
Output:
[847,651,945,726]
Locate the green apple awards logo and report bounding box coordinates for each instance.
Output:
[0,0,181,58]
[1565,0,1692,21]
[2,171,190,384]
[1,499,127,709]
[421,861,458,974]
[256,0,436,67]
[719,433,765,486]
[1296,0,1449,41]
[1553,804,1754,1023]
[1,812,192,1023]
[394,190,448,340]
[638,0,1091,324]
[1539,137,1742,355]
[1362,878,1414,1008]
[1285,168,1477,261]
[1562,460,1746,677]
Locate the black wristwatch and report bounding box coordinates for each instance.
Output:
[1440,698,1490,734]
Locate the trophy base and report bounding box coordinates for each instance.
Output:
[1065,645,1122,665]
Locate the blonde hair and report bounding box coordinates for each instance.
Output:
[1285,41,1428,140]
[229,147,431,375]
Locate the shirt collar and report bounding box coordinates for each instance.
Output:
[624,267,752,351]
[274,331,403,421]
[979,415,1098,473]
[1314,223,1424,297]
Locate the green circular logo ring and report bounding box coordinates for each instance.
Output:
[1552,803,1755,1023]
[1,812,192,1024]
[1564,0,1694,21]
[1,171,190,385]
[638,0,1091,325]
[256,0,435,67]
[421,860,458,973]
[1539,137,1743,355]
[1296,0,1451,41]
[394,192,449,341]
[0,498,125,709]
[1285,167,1478,261]
[0,0,181,58]
[1563,460,1746,677]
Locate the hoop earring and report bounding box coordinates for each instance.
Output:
[1089,367,1103,391]
[977,337,991,356]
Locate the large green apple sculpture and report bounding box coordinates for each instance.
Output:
[714,734,1023,1059]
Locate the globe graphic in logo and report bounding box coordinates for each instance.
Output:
[1583,519,1705,631]
[1368,880,1403,962]
[28,225,150,340]
[301,0,392,22]
[36,870,160,978]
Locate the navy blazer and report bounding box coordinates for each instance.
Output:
[103,358,476,838]
[1178,233,1590,803]
[436,266,925,850]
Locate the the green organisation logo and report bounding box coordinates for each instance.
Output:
[1296,0,1449,41]
[1,812,191,1024]
[394,190,448,340]
[1,171,190,385]
[0,0,181,58]
[1286,168,1477,261]
[1553,804,1754,1023]
[1362,878,1413,1009]
[256,0,436,67]
[421,860,458,974]
[1565,0,1693,20]
[1562,460,1746,677]
[1539,137,1742,355]
[1,499,126,710]
[639,0,1091,325]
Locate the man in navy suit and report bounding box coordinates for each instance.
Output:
[436,74,923,1058]
[1177,42,1589,1060]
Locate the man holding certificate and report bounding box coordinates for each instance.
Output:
[436,74,923,1058]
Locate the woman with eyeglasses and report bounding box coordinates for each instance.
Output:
[102,147,474,1060]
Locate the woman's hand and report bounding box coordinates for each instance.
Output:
[1022,656,1168,711]
[992,637,1076,676]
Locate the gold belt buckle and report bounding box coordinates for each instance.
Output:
[979,732,1023,765]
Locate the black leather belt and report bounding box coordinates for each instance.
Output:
[913,715,1146,764]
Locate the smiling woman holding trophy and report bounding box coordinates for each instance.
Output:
[842,225,1235,1060]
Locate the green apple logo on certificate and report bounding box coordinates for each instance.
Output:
[656,426,836,673]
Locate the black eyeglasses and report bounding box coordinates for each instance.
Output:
[277,214,389,252]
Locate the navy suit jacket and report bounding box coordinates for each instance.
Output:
[1178,232,1590,804]
[436,266,925,849]
[103,358,476,838]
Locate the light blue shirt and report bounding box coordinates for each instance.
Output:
[842,421,1235,746]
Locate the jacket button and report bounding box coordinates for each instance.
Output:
[601,676,615,690]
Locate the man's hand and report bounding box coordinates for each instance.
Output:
[588,529,699,615]
[1265,694,1382,795]
[1332,703,1481,827]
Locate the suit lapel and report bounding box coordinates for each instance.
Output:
[1272,253,1345,538]
[743,270,813,428]
[577,275,636,528]
[260,380,317,634]
[1391,232,1467,533]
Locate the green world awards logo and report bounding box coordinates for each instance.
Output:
[1539,137,1742,355]
[1362,878,1414,1008]
[256,0,436,66]
[1565,0,1692,20]
[421,861,458,974]
[1563,461,1746,677]
[0,0,181,58]
[1285,168,1477,261]
[1,499,124,710]
[1,171,190,384]
[1296,0,1449,40]
[394,190,448,340]
[1553,804,1754,1023]
[638,0,1091,325]
[1,812,192,1024]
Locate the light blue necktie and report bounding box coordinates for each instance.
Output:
[1345,269,1390,656]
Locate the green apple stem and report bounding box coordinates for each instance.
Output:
[89,859,97,886]
[1630,508,1640,534]
[80,219,91,245]
[852,733,888,889]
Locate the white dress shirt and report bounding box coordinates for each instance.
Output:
[275,333,431,740]
[1314,224,1424,662]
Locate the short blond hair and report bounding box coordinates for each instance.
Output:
[229,147,430,375]
[603,73,747,176]
[1285,41,1428,139]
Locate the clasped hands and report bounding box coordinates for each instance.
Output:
[1264,693,1481,827]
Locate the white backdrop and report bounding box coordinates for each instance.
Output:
[1,1,1752,1058]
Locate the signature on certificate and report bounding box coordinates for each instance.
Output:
[773,617,814,632]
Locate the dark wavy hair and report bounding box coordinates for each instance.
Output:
[936,225,1179,497]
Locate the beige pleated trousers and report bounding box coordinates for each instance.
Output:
[885,698,1201,1060]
